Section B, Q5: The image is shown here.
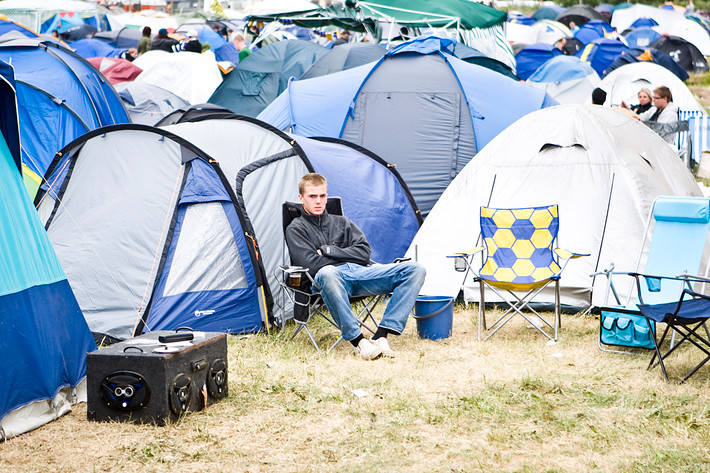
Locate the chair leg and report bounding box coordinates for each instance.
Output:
[290,320,321,351]
[554,279,560,341]
[648,319,672,382]
[479,282,557,341]
[478,281,486,341]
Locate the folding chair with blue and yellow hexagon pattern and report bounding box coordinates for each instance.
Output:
[450,205,588,342]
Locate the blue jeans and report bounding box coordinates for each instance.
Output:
[313,262,426,342]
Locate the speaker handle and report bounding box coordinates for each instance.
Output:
[176,326,194,333]
[123,346,143,353]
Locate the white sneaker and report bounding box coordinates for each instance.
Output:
[372,337,395,357]
[357,338,383,360]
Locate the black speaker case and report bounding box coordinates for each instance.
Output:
[87,331,228,425]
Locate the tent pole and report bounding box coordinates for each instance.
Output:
[586,172,615,314]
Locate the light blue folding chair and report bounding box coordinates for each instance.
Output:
[595,196,710,354]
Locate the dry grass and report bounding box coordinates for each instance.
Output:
[3,304,710,472]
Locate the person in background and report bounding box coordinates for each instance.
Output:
[137,26,151,55]
[648,86,679,144]
[569,21,580,33]
[621,88,654,117]
[332,30,350,46]
[592,87,607,105]
[119,48,138,62]
[554,37,567,53]
[178,30,203,53]
[231,32,252,62]
[150,28,179,52]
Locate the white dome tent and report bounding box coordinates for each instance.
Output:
[406,104,702,309]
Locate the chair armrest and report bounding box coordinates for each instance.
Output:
[446,246,484,258]
[554,248,589,260]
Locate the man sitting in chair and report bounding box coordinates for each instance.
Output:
[285,173,426,360]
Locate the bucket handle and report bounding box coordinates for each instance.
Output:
[412,298,454,320]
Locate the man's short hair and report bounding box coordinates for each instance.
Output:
[299,173,327,195]
[654,86,673,102]
[592,87,607,105]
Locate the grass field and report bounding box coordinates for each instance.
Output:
[3,304,710,472]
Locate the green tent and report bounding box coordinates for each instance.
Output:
[357,0,506,30]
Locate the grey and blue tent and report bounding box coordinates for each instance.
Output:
[301,42,386,80]
[0,34,129,196]
[0,60,96,440]
[258,36,557,215]
[115,82,191,126]
[37,125,273,341]
[37,114,420,336]
[208,39,329,117]
[160,114,421,324]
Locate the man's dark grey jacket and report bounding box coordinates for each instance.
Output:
[285,211,371,277]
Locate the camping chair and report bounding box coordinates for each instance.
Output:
[637,275,710,383]
[450,205,587,342]
[276,198,382,352]
[594,196,710,356]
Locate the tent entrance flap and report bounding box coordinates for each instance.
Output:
[342,91,463,216]
[163,202,248,297]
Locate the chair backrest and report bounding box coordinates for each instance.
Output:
[639,196,710,305]
[479,204,560,284]
[282,197,343,234]
[688,114,710,162]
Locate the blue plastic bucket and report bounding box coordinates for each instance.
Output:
[413,296,454,340]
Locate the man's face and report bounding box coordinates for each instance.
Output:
[299,184,328,215]
[653,93,668,109]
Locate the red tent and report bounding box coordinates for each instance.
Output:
[88,57,142,85]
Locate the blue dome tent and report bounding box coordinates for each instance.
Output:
[0,36,129,196]
[70,37,125,59]
[576,37,628,77]
[605,47,689,81]
[258,36,557,216]
[630,17,659,29]
[527,55,600,104]
[0,59,96,440]
[516,43,562,80]
[574,19,615,45]
[623,27,662,49]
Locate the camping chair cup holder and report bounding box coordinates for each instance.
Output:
[284,266,309,288]
[450,204,588,342]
